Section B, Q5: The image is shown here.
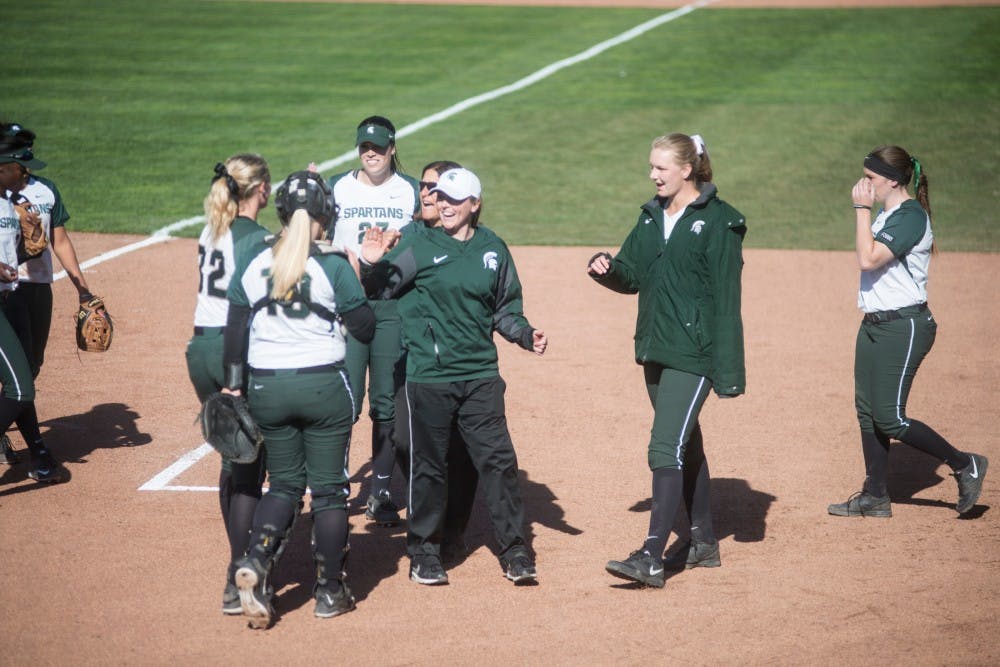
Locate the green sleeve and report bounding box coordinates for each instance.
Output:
[592,213,645,294]
[227,239,266,307]
[875,204,927,259]
[327,255,368,314]
[41,177,70,228]
[362,232,420,299]
[492,243,533,349]
[706,212,747,396]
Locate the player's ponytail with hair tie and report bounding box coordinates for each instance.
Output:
[689,133,713,184]
[910,156,922,192]
[212,162,240,198]
[691,134,707,158]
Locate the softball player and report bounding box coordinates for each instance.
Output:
[225,171,375,629]
[361,167,546,586]
[327,115,419,526]
[185,155,271,614]
[589,133,746,588]
[0,185,63,483]
[0,123,100,376]
[827,146,988,518]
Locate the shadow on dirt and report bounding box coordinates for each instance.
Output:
[627,476,777,544]
[262,464,581,617]
[887,445,989,517]
[458,468,583,561]
[267,508,407,617]
[0,402,151,494]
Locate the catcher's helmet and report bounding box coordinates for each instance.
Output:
[275,171,337,231]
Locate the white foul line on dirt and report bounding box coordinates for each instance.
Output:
[133,0,712,492]
[137,443,216,492]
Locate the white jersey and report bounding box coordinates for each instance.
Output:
[193,217,267,328]
[329,171,418,256]
[7,175,67,284]
[232,244,367,370]
[0,199,21,293]
[858,199,933,313]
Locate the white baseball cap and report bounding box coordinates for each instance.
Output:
[431,167,481,201]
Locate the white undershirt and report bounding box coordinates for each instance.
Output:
[663,207,685,241]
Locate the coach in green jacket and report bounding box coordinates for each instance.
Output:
[361,167,546,587]
[590,132,746,589]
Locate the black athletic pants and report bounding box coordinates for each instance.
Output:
[404,375,526,559]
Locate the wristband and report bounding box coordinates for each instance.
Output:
[224,362,245,391]
[853,204,871,210]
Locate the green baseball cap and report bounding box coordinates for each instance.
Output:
[0,144,46,170]
[0,123,46,169]
[355,123,394,149]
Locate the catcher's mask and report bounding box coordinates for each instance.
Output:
[275,171,338,232]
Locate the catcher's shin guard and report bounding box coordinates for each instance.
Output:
[235,497,299,629]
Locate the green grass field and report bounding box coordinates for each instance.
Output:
[6,1,999,250]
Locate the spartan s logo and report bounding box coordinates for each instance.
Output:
[690,220,706,234]
[483,251,498,271]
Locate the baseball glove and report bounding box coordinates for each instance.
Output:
[13,201,47,261]
[199,392,263,464]
[75,296,114,352]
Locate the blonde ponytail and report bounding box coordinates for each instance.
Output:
[202,153,271,242]
[204,179,239,242]
[269,208,312,300]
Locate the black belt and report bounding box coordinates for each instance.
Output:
[251,363,342,376]
[863,302,927,324]
[193,326,224,335]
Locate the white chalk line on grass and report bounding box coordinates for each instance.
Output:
[109,0,712,491]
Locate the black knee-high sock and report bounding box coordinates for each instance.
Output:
[861,430,890,497]
[371,421,396,498]
[899,420,970,471]
[644,467,683,557]
[682,426,715,544]
[312,508,350,593]
[218,468,233,537]
[228,493,259,562]
[15,401,45,446]
[0,397,23,437]
[12,401,46,458]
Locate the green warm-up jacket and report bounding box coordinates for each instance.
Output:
[363,224,535,383]
[592,183,747,396]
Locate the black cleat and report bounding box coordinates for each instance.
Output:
[606,548,664,588]
[955,453,988,515]
[828,490,892,518]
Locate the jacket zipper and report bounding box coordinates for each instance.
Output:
[426,321,441,365]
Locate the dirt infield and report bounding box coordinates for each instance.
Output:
[0,229,997,664]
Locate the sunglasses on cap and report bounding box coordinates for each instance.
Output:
[1,147,35,162]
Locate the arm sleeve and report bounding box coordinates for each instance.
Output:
[361,235,419,300]
[222,302,252,390]
[707,217,747,397]
[590,218,643,294]
[492,247,535,350]
[340,303,376,344]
